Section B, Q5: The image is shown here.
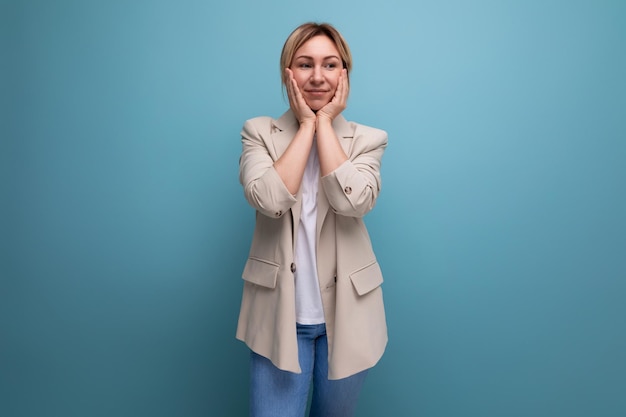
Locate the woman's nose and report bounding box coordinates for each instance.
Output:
[310,66,323,83]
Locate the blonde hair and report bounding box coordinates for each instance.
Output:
[280,22,352,88]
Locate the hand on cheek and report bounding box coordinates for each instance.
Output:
[285,68,315,125]
[317,69,349,122]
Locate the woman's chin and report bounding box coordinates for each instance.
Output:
[305,99,329,112]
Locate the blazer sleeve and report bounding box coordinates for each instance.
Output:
[239,117,297,218]
[320,124,388,218]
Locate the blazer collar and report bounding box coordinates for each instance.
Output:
[273,109,353,134]
[271,110,354,158]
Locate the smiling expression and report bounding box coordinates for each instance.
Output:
[289,35,343,111]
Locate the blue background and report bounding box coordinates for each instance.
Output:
[2,0,625,416]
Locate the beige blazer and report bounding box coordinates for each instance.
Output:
[236,110,388,380]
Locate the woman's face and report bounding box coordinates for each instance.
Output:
[289,35,343,111]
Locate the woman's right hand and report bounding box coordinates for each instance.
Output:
[285,68,316,126]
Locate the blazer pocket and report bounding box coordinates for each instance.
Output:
[349,261,384,296]
[242,257,279,289]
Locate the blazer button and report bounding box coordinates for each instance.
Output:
[344,186,352,195]
[275,210,282,217]
[334,274,337,283]
[290,263,296,273]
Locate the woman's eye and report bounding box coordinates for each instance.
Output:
[299,63,312,68]
[325,63,338,69]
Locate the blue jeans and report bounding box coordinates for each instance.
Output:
[249,323,368,417]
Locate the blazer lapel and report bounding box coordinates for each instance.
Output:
[271,110,299,160]
[332,114,354,156]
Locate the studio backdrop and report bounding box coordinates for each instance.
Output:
[2,1,625,416]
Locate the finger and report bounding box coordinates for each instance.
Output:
[285,69,294,97]
[329,72,346,109]
[295,83,312,112]
[337,71,349,108]
[338,70,347,97]
[285,69,300,108]
[338,69,348,102]
[286,70,301,103]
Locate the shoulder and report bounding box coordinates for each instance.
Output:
[354,122,387,139]
[244,111,296,130]
[240,116,278,144]
[346,119,388,148]
[242,116,273,133]
[244,115,274,125]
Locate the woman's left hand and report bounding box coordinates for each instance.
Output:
[317,69,349,123]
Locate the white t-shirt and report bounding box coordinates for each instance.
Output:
[294,138,325,324]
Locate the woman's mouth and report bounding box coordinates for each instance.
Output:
[306,90,329,97]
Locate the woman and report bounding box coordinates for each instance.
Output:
[236,22,388,417]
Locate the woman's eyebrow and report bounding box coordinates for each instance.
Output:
[295,55,340,60]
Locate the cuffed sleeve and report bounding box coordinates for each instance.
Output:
[239,118,297,218]
[321,126,387,217]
